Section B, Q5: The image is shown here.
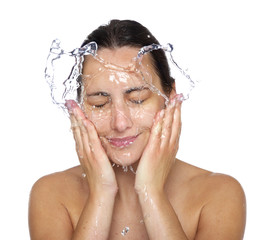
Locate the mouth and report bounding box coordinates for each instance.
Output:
[107,135,138,148]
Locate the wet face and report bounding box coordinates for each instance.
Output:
[81,47,167,166]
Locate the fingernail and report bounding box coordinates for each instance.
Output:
[169,98,176,108]
[159,109,165,118]
[83,119,87,127]
[176,93,184,102]
[65,100,77,112]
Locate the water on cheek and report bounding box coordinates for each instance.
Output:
[130,107,155,130]
[86,109,111,129]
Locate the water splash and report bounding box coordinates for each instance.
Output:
[44,39,97,109]
[45,39,197,110]
[137,43,198,100]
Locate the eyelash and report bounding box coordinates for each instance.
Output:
[130,99,145,104]
[92,99,145,108]
[93,103,107,108]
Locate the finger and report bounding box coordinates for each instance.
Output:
[69,114,85,161]
[161,95,177,147]
[78,118,92,156]
[83,119,108,163]
[147,109,165,147]
[66,100,91,163]
[169,97,182,147]
[66,99,86,121]
[66,100,110,168]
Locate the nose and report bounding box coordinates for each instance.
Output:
[111,102,133,132]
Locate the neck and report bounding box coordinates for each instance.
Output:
[113,163,138,203]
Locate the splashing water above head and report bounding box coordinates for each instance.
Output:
[44,39,198,111]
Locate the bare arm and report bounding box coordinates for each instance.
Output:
[135,94,188,239]
[67,101,118,239]
[137,188,188,239]
[72,190,117,240]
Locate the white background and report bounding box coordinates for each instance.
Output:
[0,0,258,239]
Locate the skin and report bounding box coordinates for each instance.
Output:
[29,47,246,240]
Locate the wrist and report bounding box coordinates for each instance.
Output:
[135,184,166,203]
[89,185,118,200]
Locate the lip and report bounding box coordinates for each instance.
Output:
[108,135,138,148]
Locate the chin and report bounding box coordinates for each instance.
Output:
[107,148,142,166]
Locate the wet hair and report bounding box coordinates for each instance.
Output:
[81,19,174,94]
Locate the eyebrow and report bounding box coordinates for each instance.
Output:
[86,92,110,97]
[86,86,150,97]
[124,86,149,94]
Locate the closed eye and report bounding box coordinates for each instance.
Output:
[93,103,107,108]
[130,99,145,104]
[126,87,151,105]
[85,92,110,109]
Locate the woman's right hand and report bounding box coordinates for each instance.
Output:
[65,100,118,196]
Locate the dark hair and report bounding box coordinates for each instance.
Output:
[81,19,174,94]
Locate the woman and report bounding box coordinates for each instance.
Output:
[29,20,246,240]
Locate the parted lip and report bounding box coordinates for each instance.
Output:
[107,135,138,147]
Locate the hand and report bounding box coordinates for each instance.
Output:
[135,94,183,194]
[66,100,118,195]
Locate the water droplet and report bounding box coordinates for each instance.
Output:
[129,165,136,174]
[121,226,130,236]
[122,166,128,172]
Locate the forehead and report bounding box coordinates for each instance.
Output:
[80,47,162,93]
[82,47,155,75]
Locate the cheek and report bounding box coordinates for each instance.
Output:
[85,108,111,133]
[130,107,155,129]
[133,95,165,121]
[134,96,165,129]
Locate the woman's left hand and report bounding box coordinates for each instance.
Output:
[135,94,183,194]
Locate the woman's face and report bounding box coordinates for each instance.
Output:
[81,47,169,166]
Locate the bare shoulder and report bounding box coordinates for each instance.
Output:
[29,166,87,240]
[197,173,246,239]
[187,162,245,205]
[174,159,245,198]
[175,160,246,239]
[29,165,88,214]
[30,165,85,196]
